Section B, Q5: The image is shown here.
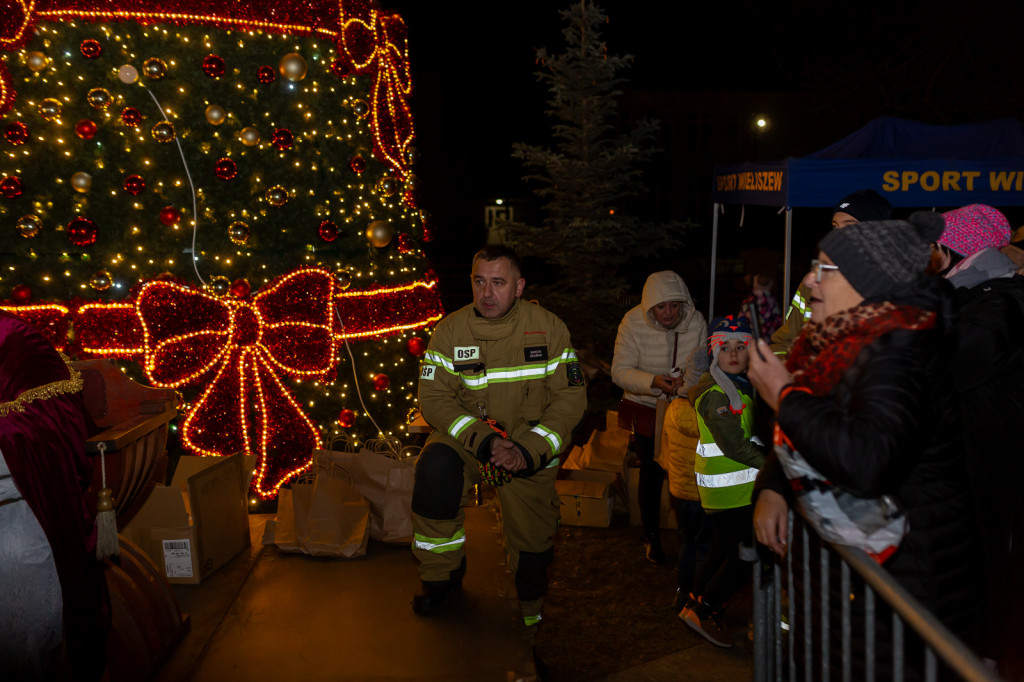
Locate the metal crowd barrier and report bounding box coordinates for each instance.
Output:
[751,512,1001,682]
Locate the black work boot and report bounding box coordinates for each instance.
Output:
[413,558,466,615]
[413,579,457,614]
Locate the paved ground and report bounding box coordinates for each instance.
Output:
[151,505,752,681]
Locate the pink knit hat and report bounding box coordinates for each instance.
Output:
[939,204,1011,256]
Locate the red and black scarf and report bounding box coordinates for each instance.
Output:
[785,302,936,397]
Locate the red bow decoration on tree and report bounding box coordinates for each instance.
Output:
[340,0,413,181]
[137,269,335,497]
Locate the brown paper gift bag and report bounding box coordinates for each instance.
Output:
[314,446,417,543]
[272,462,370,558]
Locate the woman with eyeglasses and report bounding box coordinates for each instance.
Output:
[747,212,979,678]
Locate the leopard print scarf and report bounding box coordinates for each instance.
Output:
[785,302,936,397]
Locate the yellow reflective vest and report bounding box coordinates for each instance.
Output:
[694,383,762,510]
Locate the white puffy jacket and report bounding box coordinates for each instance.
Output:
[611,271,707,409]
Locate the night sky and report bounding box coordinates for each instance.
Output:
[382,1,1024,309]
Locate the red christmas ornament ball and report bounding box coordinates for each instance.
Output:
[121,107,142,127]
[330,59,353,79]
[337,409,356,428]
[67,217,98,246]
[406,337,426,357]
[159,206,180,226]
[271,128,293,150]
[123,175,145,195]
[214,158,237,181]
[230,278,251,299]
[11,284,32,304]
[349,155,366,174]
[0,176,23,199]
[5,122,29,145]
[318,220,338,242]
[80,39,102,59]
[257,65,276,84]
[202,54,225,78]
[372,373,390,392]
[75,119,98,140]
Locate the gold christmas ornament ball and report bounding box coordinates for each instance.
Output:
[27,51,48,72]
[352,99,369,118]
[265,186,289,207]
[240,126,260,146]
[228,220,250,245]
[151,121,176,143]
[335,270,352,290]
[90,270,113,291]
[86,87,112,110]
[71,172,92,193]
[16,214,42,238]
[209,276,231,296]
[366,220,393,248]
[205,104,226,125]
[278,52,307,81]
[38,98,62,120]
[117,64,138,84]
[143,57,167,80]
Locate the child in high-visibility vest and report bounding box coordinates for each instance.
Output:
[679,315,766,649]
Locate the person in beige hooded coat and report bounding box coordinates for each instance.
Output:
[612,271,707,563]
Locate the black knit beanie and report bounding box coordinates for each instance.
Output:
[818,211,944,299]
[833,189,893,223]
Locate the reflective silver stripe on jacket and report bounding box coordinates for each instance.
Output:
[530,423,562,454]
[695,468,759,488]
[696,435,764,459]
[449,415,476,438]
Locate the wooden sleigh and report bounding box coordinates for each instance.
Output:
[73,359,191,682]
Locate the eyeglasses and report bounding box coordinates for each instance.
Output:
[810,258,840,281]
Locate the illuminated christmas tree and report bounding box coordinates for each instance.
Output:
[0,0,442,498]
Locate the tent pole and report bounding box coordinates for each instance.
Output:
[783,208,793,306]
[710,202,719,321]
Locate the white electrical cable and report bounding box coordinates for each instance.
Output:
[143,87,205,286]
[332,303,401,457]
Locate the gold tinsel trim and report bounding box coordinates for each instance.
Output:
[0,354,83,418]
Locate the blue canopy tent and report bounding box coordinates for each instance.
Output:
[708,116,1024,317]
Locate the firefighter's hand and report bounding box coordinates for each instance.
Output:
[489,439,527,472]
[754,489,790,556]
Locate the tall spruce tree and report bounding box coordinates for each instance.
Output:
[508,1,682,356]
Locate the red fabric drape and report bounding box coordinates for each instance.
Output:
[0,311,109,680]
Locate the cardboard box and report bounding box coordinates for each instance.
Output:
[626,465,678,530]
[123,453,251,584]
[555,469,618,527]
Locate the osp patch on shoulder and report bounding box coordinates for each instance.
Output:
[420,365,436,380]
[716,405,730,417]
[566,360,584,386]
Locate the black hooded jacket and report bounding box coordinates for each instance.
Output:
[756,276,978,639]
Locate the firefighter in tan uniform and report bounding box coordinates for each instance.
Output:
[412,245,586,642]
